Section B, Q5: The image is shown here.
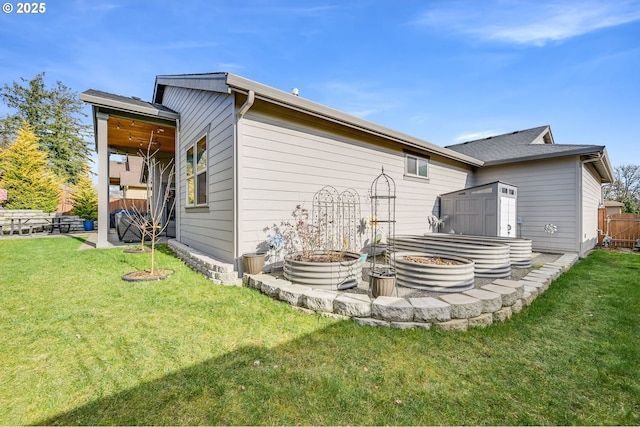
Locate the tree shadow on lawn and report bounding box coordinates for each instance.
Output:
[33,310,628,426]
[37,321,414,426]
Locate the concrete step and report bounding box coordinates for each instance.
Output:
[438,293,482,319]
[462,289,503,313]
[480,283,519,306]
[334,293,372,317]
[409,297,451,322]
[372,296,414,322]
[492,279,525,298]
[302,289,338,312]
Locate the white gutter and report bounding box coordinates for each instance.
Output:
[175,118,181,242]
[582,150,614,184]
[237,90,255,119]
[233,90,255,268]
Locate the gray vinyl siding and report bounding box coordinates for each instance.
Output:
[474,157,581,253]
[581,162,602,256]
[237,111,473,257]
[161,86,236,262]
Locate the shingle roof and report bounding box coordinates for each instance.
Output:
[445,125,606,165]
[80,89,178,119]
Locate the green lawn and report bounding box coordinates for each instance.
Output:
[0,236,638,425]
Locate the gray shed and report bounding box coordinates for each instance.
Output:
[439,181,518,237]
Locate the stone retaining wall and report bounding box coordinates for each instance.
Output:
[242,253,579,331]
[165,239,578,331]
[168,240,242,286]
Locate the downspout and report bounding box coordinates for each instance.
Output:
[577,160,584,255]
[234,90,255,270]
[581,152,605,256]
[174,118,181,241]
[238,90,255,118]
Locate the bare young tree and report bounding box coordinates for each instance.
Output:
[123,132,176,276]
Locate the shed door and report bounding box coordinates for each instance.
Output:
[499,197,516,237]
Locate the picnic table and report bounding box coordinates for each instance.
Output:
[8,216,70,236]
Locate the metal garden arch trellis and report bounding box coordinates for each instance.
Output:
[312,186,362,253]
[368,167,397,297]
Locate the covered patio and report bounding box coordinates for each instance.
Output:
[80,90,179,248]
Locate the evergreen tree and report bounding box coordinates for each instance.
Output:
[0,73,91,184]
[0,123,61,211]
[70,167,98,221]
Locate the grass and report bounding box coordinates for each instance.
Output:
[0,236,638,425]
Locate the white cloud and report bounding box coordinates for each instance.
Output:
[315,80,402,119]
[414,0,640,46]
[454,130,500,143]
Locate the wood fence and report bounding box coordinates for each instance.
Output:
[598,208,640,248]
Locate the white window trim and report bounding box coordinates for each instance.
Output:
[404,152,429,180]
[185,134,207,207]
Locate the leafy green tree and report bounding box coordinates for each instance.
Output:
[0,73,91,184]
[70,167,98,221]
[603,164,640,213]
[0,123,61,211]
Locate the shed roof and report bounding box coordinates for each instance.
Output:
[153,72,484,167]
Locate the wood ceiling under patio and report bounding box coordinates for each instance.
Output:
[107,116,175,154]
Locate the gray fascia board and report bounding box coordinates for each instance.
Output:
[599,147,614,183]
[151,72,483,166]
[80,92,179,121]
[224,73,484,167]
[154,74,230,100]
[483,146,606,166]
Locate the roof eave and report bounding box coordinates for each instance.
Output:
[152,73,484,167]
[483,146,606,166]
[80,91,179,121]
[483,145,614,183]
[226,74,484,166]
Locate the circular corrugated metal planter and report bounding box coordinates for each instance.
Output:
[390,236,511,278]
[422,233,533,268]
[283,251,362,290]
[391,251,475,292]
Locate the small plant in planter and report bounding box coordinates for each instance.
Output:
[70,167,98,230]
[280,204,362,289]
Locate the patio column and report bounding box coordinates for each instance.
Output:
[96,112,109,248]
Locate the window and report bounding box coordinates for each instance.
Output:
[405,153,429,179]
[186,135,207,206]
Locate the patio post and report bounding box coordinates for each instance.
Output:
[96,112,110,248]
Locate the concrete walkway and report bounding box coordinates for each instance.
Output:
[77,230,170,250]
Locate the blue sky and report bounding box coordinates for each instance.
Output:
[1,0,639,168]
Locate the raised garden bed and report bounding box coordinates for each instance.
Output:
[391,251,475,292]
[390,236,511,277]
[283,251,363,290]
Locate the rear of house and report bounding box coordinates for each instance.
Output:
[82,73,613,276]
[152,73,481,267]
[447,126,613,256]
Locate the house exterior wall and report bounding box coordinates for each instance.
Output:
[581,162,603,256]
[161,86,236,263]
[473,157,581,253]
[122,187,147,199]
[236,108,473,259]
